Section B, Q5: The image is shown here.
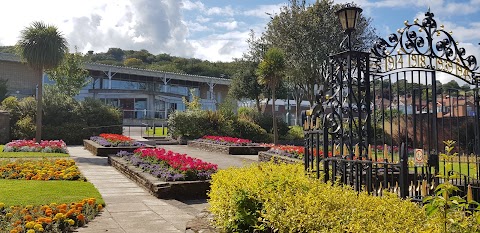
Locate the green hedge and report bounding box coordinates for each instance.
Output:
[168,109,269,142]
[208,162,479,232]
[1,92,122,144]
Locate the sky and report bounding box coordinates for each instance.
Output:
[1,0,479,79]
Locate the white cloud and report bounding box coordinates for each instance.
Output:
[214,21,238,30]
[186,21,210,32]
[181,0,204,11]
[206,6,234,16]
[196,15,211,23]
[191,30,251,62]
[243,4,286,19]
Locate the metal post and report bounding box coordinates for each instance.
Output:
[153,122,155,137]
[399,142,409,198]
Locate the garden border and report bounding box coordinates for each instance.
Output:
[187,141,270,155]
[258,151,302,164]
[108,156,210,200]
[83,140,154,156]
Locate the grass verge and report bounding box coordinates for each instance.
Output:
[0,145,69,158]
[145,127,168,136]
[0,180,104,206]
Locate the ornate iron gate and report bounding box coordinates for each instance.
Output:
[305,10,480,201]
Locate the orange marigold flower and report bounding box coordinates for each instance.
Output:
[77,214,85,221]
[24,215,33,221]
[66,209,75,217]
[44,217,53,224]
[97,204,103,211]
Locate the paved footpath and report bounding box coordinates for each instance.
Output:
[69,144,257,233]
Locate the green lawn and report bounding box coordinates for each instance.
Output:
[145,126,168,136]
[439,161,479,179]
[0,180,104,206]
[0,145,69,158]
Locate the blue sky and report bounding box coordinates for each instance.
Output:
[0,0,478,68]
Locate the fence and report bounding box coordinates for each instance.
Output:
[304,10,480,203]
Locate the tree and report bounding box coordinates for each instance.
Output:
[257,47,285,144]
[182,89,202,111]
[16,21,68,142]
[45,51,89,97]
[124,57,144,68]
[229,30,271,113]
[0,79,9,102]
[106,48,125,61]
[229,60,265,112]
[263,0,376,106]
[442,80,461,94]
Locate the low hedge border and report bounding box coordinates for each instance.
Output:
[83,140,154,156]
[258,151,302,164]
[187,140,270,155]
[108,156,210,200]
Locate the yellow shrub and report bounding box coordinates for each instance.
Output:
[209,162,443,232]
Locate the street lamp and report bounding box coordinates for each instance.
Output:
[336,4,362,50]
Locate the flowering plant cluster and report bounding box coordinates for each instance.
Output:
[3,140,68,154]
[268,145,305,159]
[267,146,333,159]
[90,134,145,147]
[197,136,256,146]
[0,198,103,233]
[116,148,218,181]
[0,159,85,180]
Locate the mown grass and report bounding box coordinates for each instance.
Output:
[0,180,104,206]
[0,145,69,158]
[145,127,168,136]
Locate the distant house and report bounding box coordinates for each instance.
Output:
[436,95,475,118]
[373,94,475,117]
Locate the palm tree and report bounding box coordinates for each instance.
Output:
[17,21,68,142]
[257,47,285,144]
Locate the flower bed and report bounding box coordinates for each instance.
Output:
[3,140,68,154]
[267,145,305,159]
[0,159,85,181]
[84,134,153,156]
[189,136,271,155]
[90,134,144,147]
[117,148,217,181]
[196,136,255,146]
[110,148,217,199]
[0,198,103,233]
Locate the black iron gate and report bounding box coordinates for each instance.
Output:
[305,10,480,201]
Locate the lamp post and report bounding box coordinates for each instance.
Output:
[335,5,362,50]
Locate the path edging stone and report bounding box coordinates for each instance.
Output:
[258,151,302,164]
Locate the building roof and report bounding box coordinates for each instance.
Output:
[0,52,231,86]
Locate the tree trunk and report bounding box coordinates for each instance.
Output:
[262,97,271,114]
[272,86,278,145]
[35,69,43,142]
[255,98,261,113]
